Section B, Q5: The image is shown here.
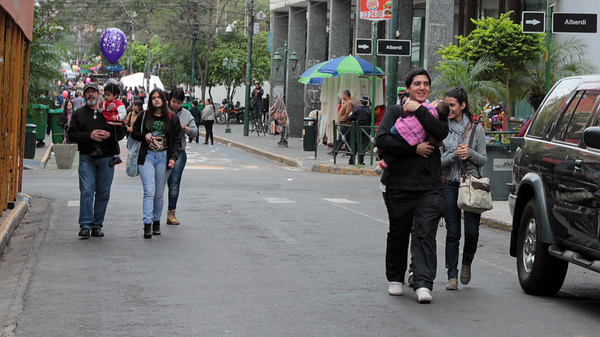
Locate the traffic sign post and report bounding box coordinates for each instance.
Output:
[552,13,598,33]
[376,39,411,56]
[522,11,545,33]
[355,38,373,55]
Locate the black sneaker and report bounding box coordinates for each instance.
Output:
[78,228,90,239]
[91,228,105,237]
[108,157,122,167]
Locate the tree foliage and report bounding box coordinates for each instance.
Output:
[438,12,545,119]
[434,55,506,117]
[524,36,597,110]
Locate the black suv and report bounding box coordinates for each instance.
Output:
[509,75,600,296]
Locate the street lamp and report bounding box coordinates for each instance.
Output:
[272,40,298,146]
[273,40,298,103]
[190,23,199,100]
[222,57,238,134]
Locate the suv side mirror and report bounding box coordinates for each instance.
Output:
[583,127,600,149]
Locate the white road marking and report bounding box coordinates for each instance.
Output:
[242,165,260,169]
[264,198,296,204]
[67,200,79,207]
[322,198,359,204]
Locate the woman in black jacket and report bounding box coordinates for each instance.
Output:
[57,100,75,143]
[131,89,182,238]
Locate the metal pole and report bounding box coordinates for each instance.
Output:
[243,0,254,136]
[282,41,288,104]
[191,34,197,100]
[544,0,552,94]
[129,20,134,74]
[386,0,399,108]
[371,22,377,165]
[225,65,232,133]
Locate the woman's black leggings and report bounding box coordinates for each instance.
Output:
[204,121,214,144]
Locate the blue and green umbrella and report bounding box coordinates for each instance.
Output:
[318,55,384,76]
[299,61,334,85]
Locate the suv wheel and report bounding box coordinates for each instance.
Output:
[516,199,568,295]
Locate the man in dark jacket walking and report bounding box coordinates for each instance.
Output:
[347,95,371,165]
[68,82,125,239]
[251,82,264,121]
[375,68,448,303]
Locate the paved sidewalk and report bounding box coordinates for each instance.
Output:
[198,123,514,230]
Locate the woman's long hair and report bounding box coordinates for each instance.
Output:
[147,88,171,133]
[444,86,472,123]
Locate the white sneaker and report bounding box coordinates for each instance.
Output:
[388,282,403,296]
[415,287,432,303]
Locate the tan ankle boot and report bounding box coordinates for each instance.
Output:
[166,210,180,225]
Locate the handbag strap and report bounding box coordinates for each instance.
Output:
[461,122,478,177]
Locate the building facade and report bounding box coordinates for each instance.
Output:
[270,0,599,137]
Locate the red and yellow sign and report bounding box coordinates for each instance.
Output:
[360,0,391,21]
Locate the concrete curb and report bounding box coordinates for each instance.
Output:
[199,131,299,167]
[0,200,29,255]
[312,164,378,176]
[40,144,53,168]
[480,215,512,232]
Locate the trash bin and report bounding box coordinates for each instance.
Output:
[24,124,37,159]
[481,144,517,201]
[49,109,64,144]
[26,104,49,146]
[303,117,317,151]
[182,102,192,111]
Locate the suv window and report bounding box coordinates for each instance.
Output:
[528,78,581,138]
[554,91,600,145]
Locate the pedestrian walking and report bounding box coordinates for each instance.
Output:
[332,90,354,156]
[375,68,449,303]
[166,88,198,225]
[125,100,143,150]
[440,86,487,290]
[200,98,215,145]
[68,82,126,239]
[57,100,75,144]
[189,100,202,143]
[251,82,263,121]
[130,89,183,238]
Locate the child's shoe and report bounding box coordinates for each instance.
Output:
[108,156,122,167]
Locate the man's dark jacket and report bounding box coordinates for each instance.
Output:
[68,106,125,157]
[375,104,448,191]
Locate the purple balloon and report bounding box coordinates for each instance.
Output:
[100,28,127,64]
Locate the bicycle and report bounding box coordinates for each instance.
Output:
[249,112,267,136]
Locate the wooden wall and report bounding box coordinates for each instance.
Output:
[0,8,30,212]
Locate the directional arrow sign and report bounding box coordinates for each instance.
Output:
[522,11,545,33]
[355,38,373,55]
[553,13,598,33]
[377,39,411,56]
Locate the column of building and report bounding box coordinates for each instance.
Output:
[270,11,289,100]
[287,7,307,137]
[329,0,351,59]
[424,0,454,76]
[304,2,328,120]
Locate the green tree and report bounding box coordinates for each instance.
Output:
[434,55,506,118]
[28,8,64,105]
[438,12,545,120]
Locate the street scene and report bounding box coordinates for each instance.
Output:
[0,129,599,336]
[1,0,600,336]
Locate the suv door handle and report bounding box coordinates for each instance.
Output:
[574,159,583,171]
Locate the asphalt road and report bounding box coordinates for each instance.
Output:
[1,141,599,336]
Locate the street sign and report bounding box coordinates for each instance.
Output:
[522,11,545,33]
[377,39,411,56]
[553,13,597,33]
[355,38,373,55]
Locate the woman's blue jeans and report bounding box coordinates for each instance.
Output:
[167,149,187,211]
[444,181,482,279]
[139,150,171,225]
